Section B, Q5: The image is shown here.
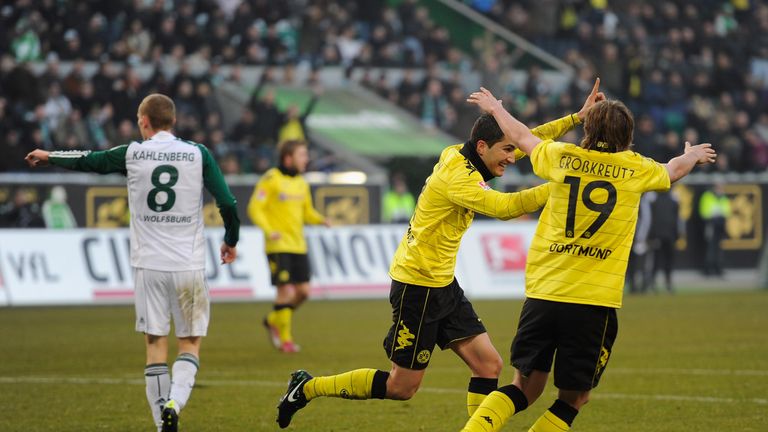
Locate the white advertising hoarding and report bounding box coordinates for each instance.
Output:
[0,221,538,306]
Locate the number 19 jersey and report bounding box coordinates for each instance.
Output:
[527,140,671,308]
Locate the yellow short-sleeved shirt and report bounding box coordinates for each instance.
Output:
[526,140,671,308]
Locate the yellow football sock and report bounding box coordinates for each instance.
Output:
[467,392,486,417]
[268,307,293,343]
[467,377,498,416]
[461,385,528,432]
[529,400,578,432]
[303,369,380,401]
[529,410,570,432]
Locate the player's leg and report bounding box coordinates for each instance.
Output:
[276,280,438,428]
[268,283,297,349]
[165,336,202,417]
[462,298,558,431]
[265,253,298,350]
[461,368,546,432]
[276,363,421,429]
[293,281,310,308]
[525,389,587,432]
[526,302,618,432]
[275,254,311,351]
[451,334,502,416]
[162,270,210,431]
[135,268,173,431]
[440,283,502,417]
[145,334,171,432]
[303,361,425,401]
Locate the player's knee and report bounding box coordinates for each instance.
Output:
[472,352,503,377]
[488,353,503,376]
[295,291,308,304]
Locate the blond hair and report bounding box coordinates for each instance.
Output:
[138,94,175,130]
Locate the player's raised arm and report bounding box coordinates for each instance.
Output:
[576,78,605,122]
[467,87,542,155]
[664,141,717,183]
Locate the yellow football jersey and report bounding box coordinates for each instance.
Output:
[389,113,580,288]
[526,140,671,308]
[247,167,325,254]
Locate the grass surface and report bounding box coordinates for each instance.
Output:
[1,290,767,431]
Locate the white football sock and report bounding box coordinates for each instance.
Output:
[169,353,199,412]
[144,363,170,429]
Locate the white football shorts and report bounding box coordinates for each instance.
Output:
[133,268,210,337]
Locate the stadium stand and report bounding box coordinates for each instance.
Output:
[1,0,767,176]
[466,0,768,173]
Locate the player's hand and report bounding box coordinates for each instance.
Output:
[467,87,503,114]
[25,149,51,167]
[577,77,605,121]
[684,141,717,165]
[269,231,282,241]
[220,243,237,264]
[323,218,332,228]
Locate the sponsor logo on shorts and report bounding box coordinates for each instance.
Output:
[599,346,610,369]
[394,320,415,351]
[278,270,290,282]
[416,349,431,364]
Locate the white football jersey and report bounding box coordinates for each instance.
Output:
[49,130,240,272]
[125,131,207,271]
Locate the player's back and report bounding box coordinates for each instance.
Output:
[125,131,206,271]
[527,140,671,308]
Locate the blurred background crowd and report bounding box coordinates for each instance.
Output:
[1,0,767,174]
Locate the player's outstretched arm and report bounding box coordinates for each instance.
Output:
[665,141,717,183]
[467,87,541,155]
[27,146,127,173]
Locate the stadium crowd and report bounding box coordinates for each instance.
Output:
[1,0,767,174]
[468,0,768,173]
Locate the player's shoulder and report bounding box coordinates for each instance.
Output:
[261,167,280,181]
[439,143,464,161]
[612,150,659,166]
[440,144,473,171]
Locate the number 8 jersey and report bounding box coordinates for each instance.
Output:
[526,139,670,308]
[49,131,239,271]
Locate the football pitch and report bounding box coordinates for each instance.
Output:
[1,289,767,431]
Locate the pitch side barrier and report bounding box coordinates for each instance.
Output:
[0,222,535,306]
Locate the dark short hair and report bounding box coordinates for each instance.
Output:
[581,100,634,153]
[469,114,505,148]
[277,140,307,163]
[138,94,175,130]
